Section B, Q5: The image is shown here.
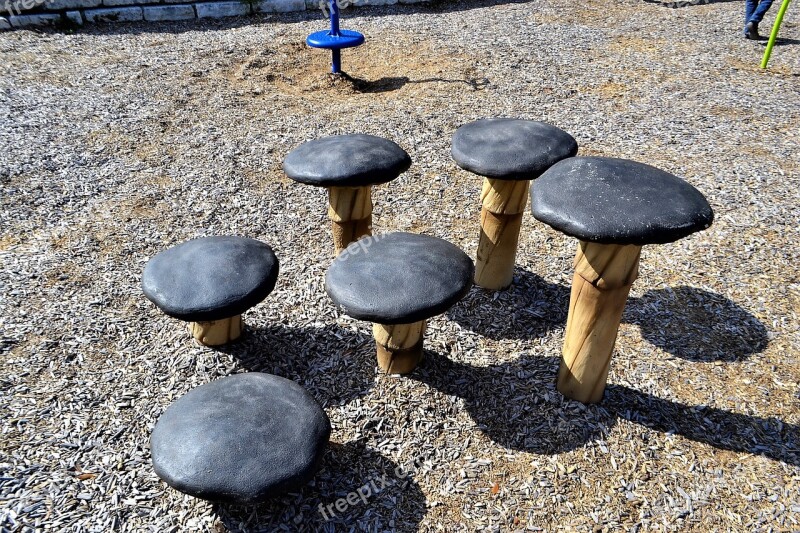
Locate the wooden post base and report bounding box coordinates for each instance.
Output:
[373,321,426,374]
[474,178,529,290]
[188,315,243,346]
[475,210,523,290]
[331,218,372,255]
[328,186,372,256]
[557,242,641,403]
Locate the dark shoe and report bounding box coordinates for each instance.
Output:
[745,21,760,40]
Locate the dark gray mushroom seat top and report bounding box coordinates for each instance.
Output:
[150,373,330,503]
[283,134,412,187]
[451,118,578,180]
[325,232,474,324]
[142,236,279,322]
[531,157,714,245]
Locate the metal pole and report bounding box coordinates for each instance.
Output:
[329,0,340,35]
[330,0,341,73]
[761,0,792,69]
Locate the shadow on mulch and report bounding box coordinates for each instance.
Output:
[351,75,490,93]
[626,286,769,362]
[760,37,800,47]
[448,269,769,362]
[641,0,739,7]
[445,268,571,342]
[413,349,615,454]
[413,351,799,465]
[605,385,799,466]
[215,323,376,408]
[214,440,427,531]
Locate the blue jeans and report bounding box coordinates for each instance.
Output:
[745,0,775,29]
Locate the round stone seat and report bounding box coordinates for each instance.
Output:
[141,236,279,345]
[283,134,411,188]
[150,373,330,503]
[326,232,473,324]
[283,134,412,255]
[530,156,714,404]
[325,232,473,374]
[531,157,715,245]
[450,118,578,290]
[451,118,578,180]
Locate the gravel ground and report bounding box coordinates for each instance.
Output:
[1,0,799,530]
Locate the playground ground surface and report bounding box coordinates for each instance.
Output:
[1,0,799,530]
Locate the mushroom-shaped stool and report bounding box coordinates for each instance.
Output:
[325,232,473,374]
[283,134,412,256]
[451,119,578,290]
[150,373,331,503]
[142,236,279,346]
[531,157,714,403]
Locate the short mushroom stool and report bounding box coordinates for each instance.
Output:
[325,232,473,374]
[283,134,412,256]
[141,236,279,346]
[150,373,331,503]
[531,157,714,403]
[451,118,578,290]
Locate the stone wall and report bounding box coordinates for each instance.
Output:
[0,0,427,30]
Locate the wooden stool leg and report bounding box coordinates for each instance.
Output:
[328,186,373,256]
[557,242,641,403]
[373,321,426,374]
[474,178,529,290]
[189,315,243,346]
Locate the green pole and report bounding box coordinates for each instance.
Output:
[761,0,793,69]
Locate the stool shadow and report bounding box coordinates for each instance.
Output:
[413,352,799,465]
[413,350,615,454]
[448,271,769,362]
[605,385,799,466]
[215,441,427,531]
[624,286,769,362]
[215,323,376,407]
[445,268,570,341]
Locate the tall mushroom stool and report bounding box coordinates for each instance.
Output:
[283,134,412,256]
[451,118,578,290]
[325,232,473,374]
[142,236,279,346]
[531,157,714,403]
[150,373,331,503]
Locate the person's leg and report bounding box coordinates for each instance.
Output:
[750,0,775,23]
[745,0,758,35]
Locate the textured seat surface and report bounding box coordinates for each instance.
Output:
[451,118,578,180]
[325,232,473,323]
[283,134,411,187]
[531,157,714,245]
[142,236,279,322]
[150,373,330,503]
